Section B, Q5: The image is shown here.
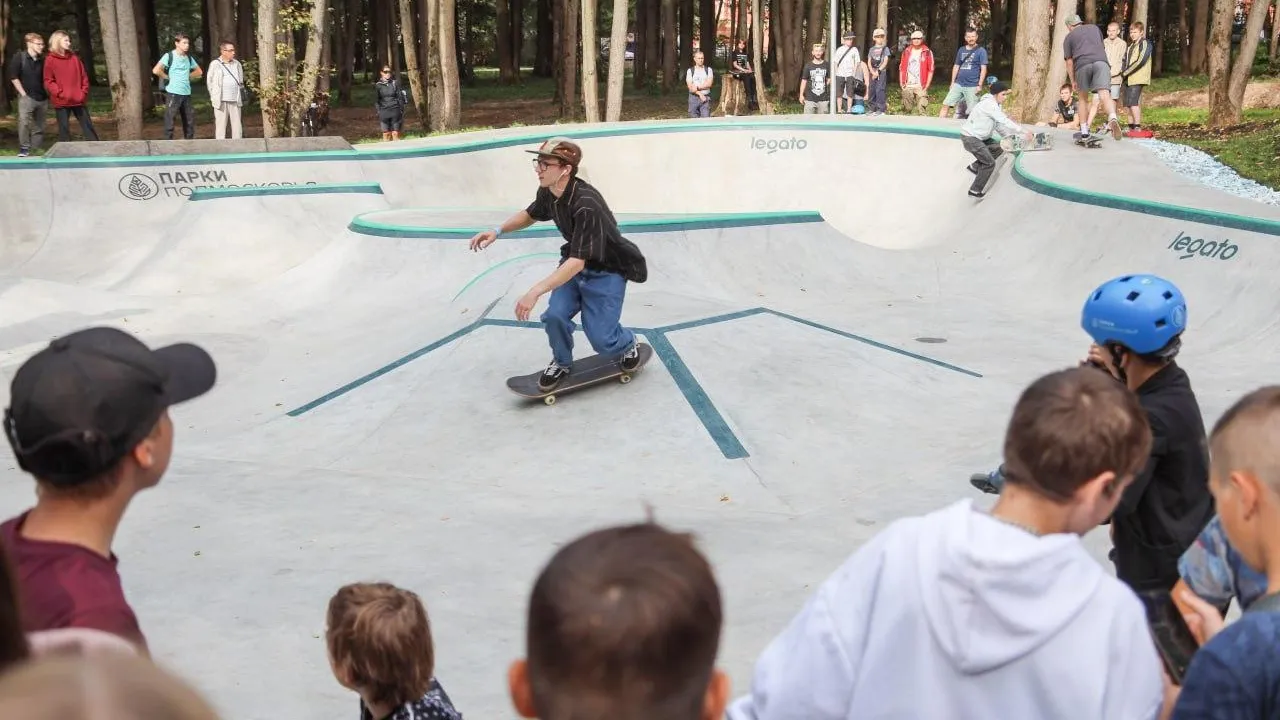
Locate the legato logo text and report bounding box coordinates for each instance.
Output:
[751,137,808,154]
[1168,231,1239,261]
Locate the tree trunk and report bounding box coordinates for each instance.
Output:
[0,0,9,114]
[876,0,888,29]
[582,0,600,120]
[399,0,428,126]
[701,0,716,61]
[1270,0,1279,63]
[288,0,328,136]
[511,0,524,74]
[1190,0,1209,73]
[133,0,150,107]
[1178,0,1190,71]
[766,0,778,84]
[1041,0,1076,120]
[1224,0,1270,118]
[97,0,145,138]
[990,0,1005,59]
[556,0,578,114]
[808,0,825,51]
[1153,0,1168,75]
[855,0,870,48]
[257,0,280,137]
[1010,0,1051,122]
[647,0,660,85]
[753,0,772,111]
[535,0,554,76]
[634,0,648,87]
[238,0,254,58]
[1131,0,1148,26]
[605,0,627,119]
[680,0,693,70]
[438,0,460,128]
[661,0,676,90]
[776,0,792,93]
[75,0,98,85]
[1085,0,1097,23]
[213,0,234,50]
[426,0,445,128]
[497,0,514,83]
[1205,0,1233,126]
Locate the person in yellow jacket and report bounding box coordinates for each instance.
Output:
[1121,22,1154,137]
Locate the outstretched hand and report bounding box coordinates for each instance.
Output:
[469,229,497,252]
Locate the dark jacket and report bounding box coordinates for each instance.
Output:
[43,50,90,108]
[374,78,405,114]
[7,50,48,100]
[1111,361,1215,592]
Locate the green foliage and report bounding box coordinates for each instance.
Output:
[243,0,330,136]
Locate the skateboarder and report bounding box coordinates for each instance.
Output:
[468,137,648,392]
[1063,15,1123,142]
[958,81,1032,198]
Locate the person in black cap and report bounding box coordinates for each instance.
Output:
[468,137,648,392]
[0,326,216,652]
[957,80,1033,198]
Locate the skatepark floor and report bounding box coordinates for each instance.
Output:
[1,115,1278,718]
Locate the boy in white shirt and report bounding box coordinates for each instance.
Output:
[959,80,1032,198]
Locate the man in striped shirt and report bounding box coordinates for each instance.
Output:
[469,137,648,391]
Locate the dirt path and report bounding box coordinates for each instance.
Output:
[1145,79,1280,109]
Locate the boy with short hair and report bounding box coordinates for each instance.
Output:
[326,582,463,720]
[0,327,217,652]
[1104,22,1126,101]
[507,521,729,720]
[1167,386,1280,717]
[1121,22,1154,136]
[1050,83,1081,129]
[726,366,1167,720]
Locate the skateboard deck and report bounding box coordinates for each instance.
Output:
[1073,132,1104,148]
[507,343,655,405]
[1001,131,1053,152]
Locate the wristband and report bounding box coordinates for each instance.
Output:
[493,225,503,238]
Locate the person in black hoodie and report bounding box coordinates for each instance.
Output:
[374,67,406,141]
[972,274,1214,593]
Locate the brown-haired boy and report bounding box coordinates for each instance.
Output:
[507,521,729,720]
[728,367,1169,719]
[326,583,462,720]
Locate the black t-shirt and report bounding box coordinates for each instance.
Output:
[7,51,48,100]
[799,61,830,102]
[733,50,751,74]
[526,177,648,283]
[1110,361,1215,592]
[1057,99,1077,122]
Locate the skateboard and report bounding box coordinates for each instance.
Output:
[1073,132,1104,149]
[506,343,655,405]
[1001,131,1053,153]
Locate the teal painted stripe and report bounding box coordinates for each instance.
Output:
[1011,154,1280,237]
[646,330,750,460]
[286,298,500,416]
[761,309,983,378]
[657,308,768,334]
[452,253,562,301]
[190,181,384,201]
[350,210,826,239]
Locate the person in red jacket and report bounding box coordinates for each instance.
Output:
[42,30,98,142]
[898,30,934,115]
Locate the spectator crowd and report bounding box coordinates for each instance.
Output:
[0,264,1276,720]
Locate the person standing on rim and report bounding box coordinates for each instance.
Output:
[1063,15,1123,141]
[467,138,648,392]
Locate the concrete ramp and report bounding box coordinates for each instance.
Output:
[0,117,1278,719]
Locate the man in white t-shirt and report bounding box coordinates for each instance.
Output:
[833,33,862,114]
[685,51,714,118]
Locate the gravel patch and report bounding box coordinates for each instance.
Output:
[1134,138,1280,206]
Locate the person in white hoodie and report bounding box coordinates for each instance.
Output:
[959,80,1031,198]
[726,366,1172,720]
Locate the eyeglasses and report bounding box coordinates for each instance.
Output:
[532,159,560,170]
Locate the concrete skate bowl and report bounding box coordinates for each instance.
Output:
[1,116,1279,718]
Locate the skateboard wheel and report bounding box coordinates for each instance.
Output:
[620,374,632,384]
[544,395,556,406]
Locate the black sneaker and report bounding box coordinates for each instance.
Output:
[538,362,570,392]
[17,147,29,158]
[620,344,641,371]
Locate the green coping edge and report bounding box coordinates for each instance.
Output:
[1011,154,1280,237]
[0,120,955,170]
[190,181,385,201]
[349,210,826,239]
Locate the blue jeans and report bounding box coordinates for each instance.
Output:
[542,268,636,367]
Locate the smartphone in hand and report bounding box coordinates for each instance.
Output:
[1138,589,1201,684]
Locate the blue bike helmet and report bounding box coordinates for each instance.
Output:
[1081,274,1187,356]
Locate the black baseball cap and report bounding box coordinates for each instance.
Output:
[3,327,216,486]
